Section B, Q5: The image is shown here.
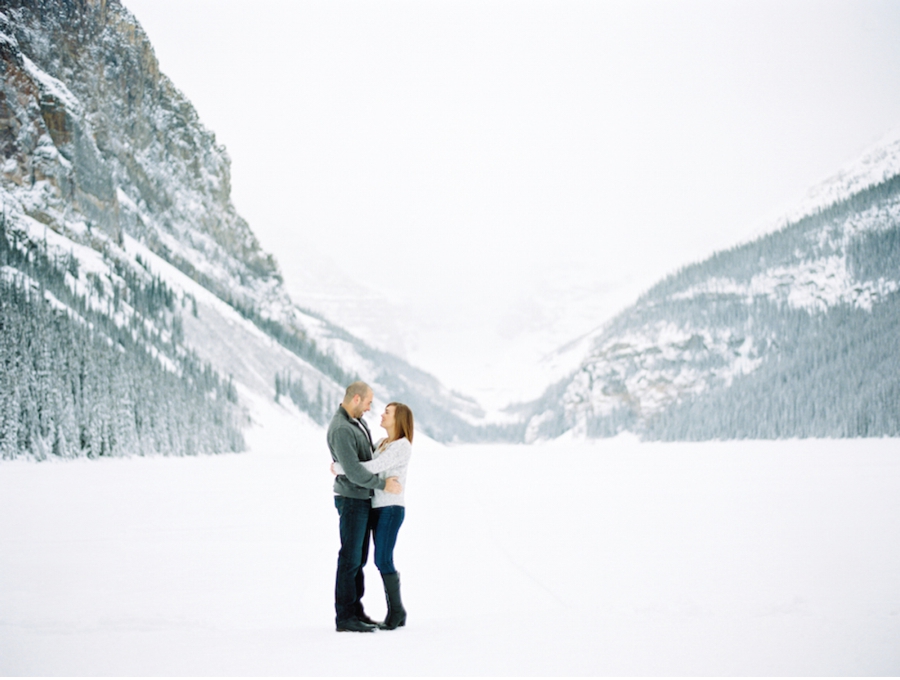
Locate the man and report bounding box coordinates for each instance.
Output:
[328,381,402,632]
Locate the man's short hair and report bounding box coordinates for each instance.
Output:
[344,381,371,402]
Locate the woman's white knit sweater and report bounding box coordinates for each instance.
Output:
[333,437,412,508]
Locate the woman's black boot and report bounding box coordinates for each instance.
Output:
[379,572,407,630]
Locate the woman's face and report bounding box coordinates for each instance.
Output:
[380,405,396,435]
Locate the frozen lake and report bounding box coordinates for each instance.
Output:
[1,401,898,675]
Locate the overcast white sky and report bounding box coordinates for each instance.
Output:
[123,0,900,406]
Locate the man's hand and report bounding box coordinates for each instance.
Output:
[330,462,338,476]
[385,477,402,494]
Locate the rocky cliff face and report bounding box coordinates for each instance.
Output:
[1,0,276,299]
[1,11,120,243]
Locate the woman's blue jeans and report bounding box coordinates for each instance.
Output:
[372,505,405,575]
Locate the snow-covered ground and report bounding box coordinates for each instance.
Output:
[1,397,898,675]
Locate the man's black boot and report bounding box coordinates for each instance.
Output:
[378,572,407,630]
[336,617,376,633]
[355,607,378,626]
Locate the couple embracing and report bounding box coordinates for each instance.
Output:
[327,381,414,633]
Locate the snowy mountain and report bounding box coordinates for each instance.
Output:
[520,133,900,441]
[5,0,898,456]
[0,0,491,459]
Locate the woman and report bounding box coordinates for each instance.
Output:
[331,401,413,630]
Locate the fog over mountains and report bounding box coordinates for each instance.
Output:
[1,0,898,460]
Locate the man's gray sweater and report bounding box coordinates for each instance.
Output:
[327,405,386,499]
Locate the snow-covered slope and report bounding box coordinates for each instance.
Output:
[0,0,486,454]
[783,126,900,226]
[524,134,900,440]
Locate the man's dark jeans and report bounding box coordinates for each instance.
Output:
[372,505,405,575]
[334,495,373,623]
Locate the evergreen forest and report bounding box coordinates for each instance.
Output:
[0,216,244,460]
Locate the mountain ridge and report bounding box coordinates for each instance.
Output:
[520,150,900,440]
[0,0,495,459]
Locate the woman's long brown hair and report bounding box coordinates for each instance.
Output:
[387,402,414,444]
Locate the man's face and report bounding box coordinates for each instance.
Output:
[360,390,373,416]
[350,389,374,418]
